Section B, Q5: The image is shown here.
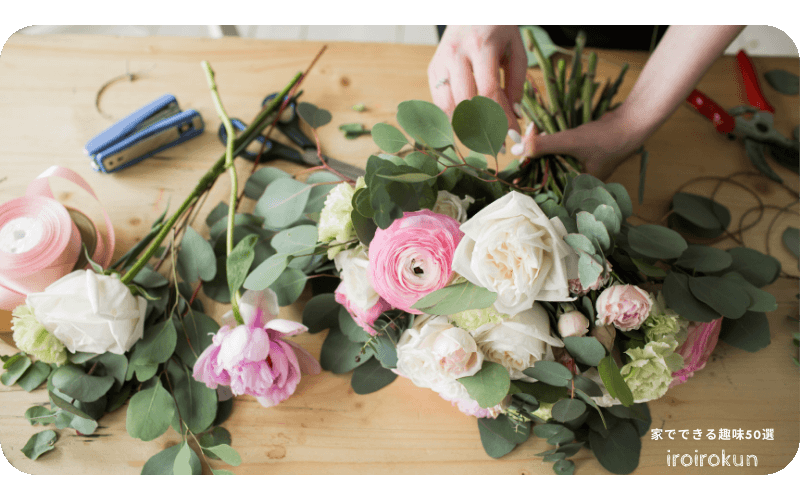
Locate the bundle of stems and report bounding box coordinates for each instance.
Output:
[516,28,630,195]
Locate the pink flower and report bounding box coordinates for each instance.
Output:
[335,281,391,335]
[368,210,463,314]
[193,290,320,408]
[569,260,612,296]
[438,391,509,419]
[595,284,653,331]
[670,318,722,387]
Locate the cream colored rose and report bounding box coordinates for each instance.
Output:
[452,191,578,316]
[473,303,564,380]
[433,191,474,223]
[334,245,380,311]
[26,270,147,355]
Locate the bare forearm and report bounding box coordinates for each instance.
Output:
[619,25,745,143]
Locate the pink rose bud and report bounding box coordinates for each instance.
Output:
[595,284,653,332]
[558,310,590,337]
[430,328,482,378]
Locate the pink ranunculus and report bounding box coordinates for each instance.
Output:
[368,210,463,314]
[670,318,722,387]
[193,289,321,408]
[334,281,392,335]
[595,284,653,331]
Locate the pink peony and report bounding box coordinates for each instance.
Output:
[193,289,320,408]
[595,284,653,331]
[670,318,722,387]
[334,281,392,335]
[368,210,463,314]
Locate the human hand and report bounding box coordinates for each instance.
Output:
[428,25,528,133]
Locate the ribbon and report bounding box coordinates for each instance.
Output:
[0,166,115,310]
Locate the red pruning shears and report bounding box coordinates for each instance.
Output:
[686,50,799,181]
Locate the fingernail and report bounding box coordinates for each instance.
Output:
[507,129,521,143]
[513,102,523,118]
[510,143,523,156]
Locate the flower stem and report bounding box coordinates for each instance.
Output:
[119,70,303,285]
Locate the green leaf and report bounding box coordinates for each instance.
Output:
[376,171,436,183]
[593,204,621,237]
[129,319,178,367]
[206,201,229,227]
[371,123,409,153]
[458,361,511,408]
[126,380,176,442]
[566,186,621,220]
[244,167,291,200]
[726,247,781,287]
[51,365,114,403]
[254,178,311,230]
[520,26,558,67]
[533,423,575,445]
[552,398,587,423]
[339,307,371,343]
[562,337,606,366]
[603,183,633,219]
[95,352,128,387]
[351,209,378,246]
[142,443,201,475]
[173,442,195,475]
[131,264,169,288]
[212,468,235,475]
[174,311,219,368]
[674,245,733,272]
[320,328,370,374]
[589,421,641,474]
[1,354,31,386]
[553,459,575,475]
[688,275,751,319]
[48,390,95,421]
[272,226,319,271]
[720,311,771,352]
[297,102,332,128]
[573,375,604,397]
[722,272,777,313]
[627,224,687,260]
[523,360,573,387]
[351,357,398,394]
[764,69,799,95]
[672,192,729,230]
[412,281,497,315]
[578,253,604,290]
[303,293,341,333]
[227,234,259,299]
[198,427,232,460]
[203,444,242,466]
[478,415,530,445]
[25,405,57,425]
[478,419,517,459]
[269,267,308,306]
[598,356,633,407]
[396,100,454,148]
[451,96,508,157]
[177,226,217,283]
[662,272,720,322]
[17,361,50,392]
[370,333,398,369]
[244,253,288,291]
[54,410,98,435]
[783,227,800,260]
[305,172,343,214]
[577,211,611,252]
[21,430,58,460]
[564,233,596,256]
[631,258,667,278]
[338,122,370,139]
[167,361,217,434]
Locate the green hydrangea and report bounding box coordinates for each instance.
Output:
[642,293,689,345]
[620,338,684,402]
[449,306,508,331]
[318,177,365,259]
[11,305,68,366]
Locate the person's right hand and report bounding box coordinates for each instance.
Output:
[428,25,528,133]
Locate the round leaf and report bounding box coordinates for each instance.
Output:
[243,167,291,200]
[688,276,751,319]
[253,178,311,230]
[562,337,606,366]
[589,421,641,474]
[271,225,318,270]
[1,354,31,386]
[126,381,176,442]
[303,293,341,333]
[396,100,454,148]
[177,226,217,283]
[533,423,575,445]
[167,362,217,435]
[319,328,371,374]
[720,311,771,352]
[674,245,733,272]
[51,366,114,403]
[764,69,799,95]
[371,123,408,153]
[269,267,308,306]
[662,272,720,322]
[305,172,343,214]
[452,96,508,156]
[782,227,799,260]
[726,247,781,287]
[553,459,575,475]
[351,357,398,395]
[478,414,530,445]
[21,430,58,460]
[174,311,219,368]
[339,307,371,343]
[17,361,50,392]
[552,398,587,423]
[142,443,201,475]
[244,253,288,291]
[203,444,242,466]
[523,360,573,387]
[296,102,332,128]
[478,418,517,458]
[627,224,687,260]
[672,192,726,230]
[723,272,777,313]
[458,361,511,408]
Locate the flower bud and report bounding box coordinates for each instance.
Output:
[557,310,589,338]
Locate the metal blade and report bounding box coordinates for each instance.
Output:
[299,149,365,179]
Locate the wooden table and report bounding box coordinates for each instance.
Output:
[0,34,798,475]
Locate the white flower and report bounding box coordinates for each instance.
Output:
[473,303,564,380]
[433,191,474,223]
[334,245,379,312]
[557,310,590,338]
[25,270,147,355]
[318,177,364,259]
[452,191,578,316]
[395,316,483,388]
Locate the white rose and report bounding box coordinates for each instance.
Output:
[396,316,483,388]
[452,191,578,316]
[318,177,365,259]
[473,303,564,380]
[25,270,147,355]
[334,245,379,311]
[433,191,474,223]
[557,310,590,338]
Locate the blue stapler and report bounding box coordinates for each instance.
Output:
[85,94,204,173]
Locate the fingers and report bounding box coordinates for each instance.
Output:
[472,48,520,133]
[502,30,528,118]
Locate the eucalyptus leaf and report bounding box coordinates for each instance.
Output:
[244,253,288,291]
[206,201,229,227]
[174,311,219,368]
[244,167,291,200]
[25,405,57,425]
[478,418,517,458]
[412,280,497,315]
[371,123,409,153]
[319,328,370,374]
[783,227,799,261]
[204,444,242,466]
[589,421,641,474]
[21,430,58,460]
[631,258,667,278]
[553,459,575,475]
[520,26,558,67]
[597,356,633,407]
[370,333,398,369]
[17,361,50,392]
[296,102,332,128]
[94,352,128,387]
[254,178,311,230]
[126,380,176,442]
[764,69,799,95]
[593,204,621,236]
[745,138,783,183]
[351,357,398,394]
[533,423,575,446]
[303,293,341,333]
[578,253,604,290]
[269,268,308,306]
[573,375,604,398]
[177,226,217,283]
[305,172,343,214]
[552,398,587,423]
[457,361,510,409]
[577,211,611,252]
[131,264,169,288]
[562,337,606,366]
[142,443,201,475]
[51,365,114,403]
[722,272,777,313]
[173,442,195,475]
[167,361,217,435]
[1,354,31,386]
[522,360,573,387]
[720,311,771,352]
[452,96,508,157]
[227,234,259,299]
[396,100,454,148]
[479,415,530,445]
[674,245,733,272]
[129,319,178,367]
[48,390,95,421]
[672,192,726,230]
[627,224,687,260]
[603,183,633,219]
[662,272,720,322]
[339,307,371,343]
[564,233,596,256]
[726,247,781,288]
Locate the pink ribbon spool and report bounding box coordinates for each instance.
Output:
[0,166,115,310]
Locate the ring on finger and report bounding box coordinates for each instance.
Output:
[435,77,450,89]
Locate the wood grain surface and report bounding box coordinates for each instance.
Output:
[0,34,798,475]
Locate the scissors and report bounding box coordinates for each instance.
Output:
[686,50,799,180]
[218,92,365,180]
